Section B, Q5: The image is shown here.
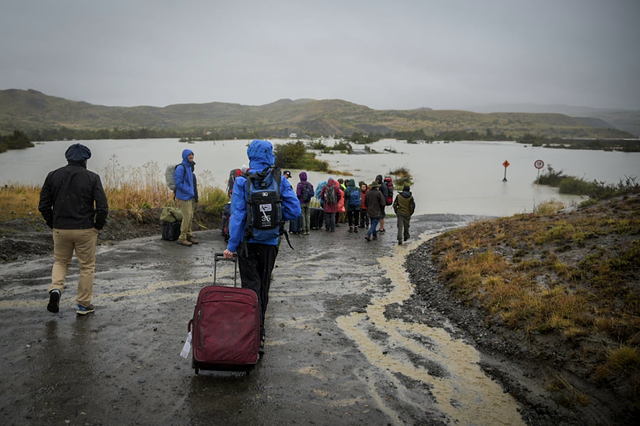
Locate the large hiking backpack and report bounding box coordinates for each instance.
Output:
[349,187,361,207]
[325,184,337,205]
[244,166,283,242]
[165,164,184,191]
[301,182,314,203]
[383,177,394,206]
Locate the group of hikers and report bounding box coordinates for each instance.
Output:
[40,139,415,358]
[286,173,416,244]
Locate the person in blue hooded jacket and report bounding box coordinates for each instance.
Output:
[174,149,198,246]
[223,140,301,354]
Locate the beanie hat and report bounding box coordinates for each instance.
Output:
[65,143,92,162]
[403,185,410,192]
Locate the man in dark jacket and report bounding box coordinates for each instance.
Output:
[393,185,416,245]
[39,143,109,315]
[375,175,388,233]
[364,180,386,242]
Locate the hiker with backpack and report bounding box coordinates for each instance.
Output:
[344,178,361,233]
[393,185,416,245]
[364,180,387,242]
[223,139,301,355]
[375,175,391,233]
[358,181,369,230]
[296,172,314,235]
[174,149,198,246]
[320,178,341,232]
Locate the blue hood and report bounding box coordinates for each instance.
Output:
[247,140,275,171]
[182,149,194,162]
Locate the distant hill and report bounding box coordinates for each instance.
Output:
[0,89,634,139]
[467,103,640,137]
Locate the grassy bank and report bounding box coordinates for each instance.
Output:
[536,164,638,198]
[0,158,228,223]
[430,190,640,411]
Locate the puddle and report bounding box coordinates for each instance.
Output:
[337,232,527,426]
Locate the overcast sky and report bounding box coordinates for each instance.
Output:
[2,0,639,111]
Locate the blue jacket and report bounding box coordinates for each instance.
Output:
[227,140,301,252]
[175,149,195,201]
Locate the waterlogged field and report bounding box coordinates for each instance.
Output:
[1,138,639,217]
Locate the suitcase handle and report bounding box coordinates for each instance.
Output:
[213,252,238,287]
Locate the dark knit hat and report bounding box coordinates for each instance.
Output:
[65,143,92,162]
[403,185,410,191]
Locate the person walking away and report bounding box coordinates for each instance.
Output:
[296,172,314,235]
[375,175,389,233]
[175,149,198,246]
[336,184,346,226]
[320,178,341,232]
[39,143,109,315]
[364,180,386,242]
[358,181,369,229]
[393,185,416,245]
[344,179,360,233]
[223,140,301,354]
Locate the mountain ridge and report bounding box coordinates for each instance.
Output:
[0,89,636,138]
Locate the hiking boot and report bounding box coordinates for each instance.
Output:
[353,227,358,233]
[348,227,353,233]
[76,304,95,315]
[177,239,192,247]
[404,236,410,241]
[259,337,265,355]
[398,240,403,245]
[187,236,199,244]
[364,236,371,242]
[373,235,377,241]
[47,289,61,313]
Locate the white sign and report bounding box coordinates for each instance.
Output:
[534,160,545,169]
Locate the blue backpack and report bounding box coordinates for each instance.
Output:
[244,166,283,243]
[349,187,361,207]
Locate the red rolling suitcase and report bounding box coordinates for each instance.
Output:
[188,253,260,374]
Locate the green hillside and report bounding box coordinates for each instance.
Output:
[0,89,633,139]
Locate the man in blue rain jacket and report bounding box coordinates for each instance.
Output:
[223,140,301,355]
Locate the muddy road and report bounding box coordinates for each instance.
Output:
[1,214,535,426]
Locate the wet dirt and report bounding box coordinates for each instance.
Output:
[0,213,611,425]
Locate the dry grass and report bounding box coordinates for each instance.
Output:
[431,192,640,403]
[0,157,228,222]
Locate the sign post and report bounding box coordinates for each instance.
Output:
[502,160,510,182]
[534,159,545,181]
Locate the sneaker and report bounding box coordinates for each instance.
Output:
[187,236,199,244]
[47,290,61,313]
[76,304,95,315]
[379,229,386,233]
[177,239,192,246]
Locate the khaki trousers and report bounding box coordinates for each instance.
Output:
[49,228,99,306]
[177,199,194,241]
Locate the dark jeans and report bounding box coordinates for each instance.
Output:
[347,210,359,227]
[324,212,336,231]
[359,209,369,228]
[367,218,380,238]
[238,243,278,339]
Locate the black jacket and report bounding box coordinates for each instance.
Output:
[39,162,109,230]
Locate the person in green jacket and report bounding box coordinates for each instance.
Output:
[392,185,416,245]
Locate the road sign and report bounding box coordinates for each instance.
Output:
[503,160,510,168]
[534,159,544,169]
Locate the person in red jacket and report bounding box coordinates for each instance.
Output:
[320,178,341,232]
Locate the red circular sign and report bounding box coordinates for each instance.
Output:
[534,160,544,169]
